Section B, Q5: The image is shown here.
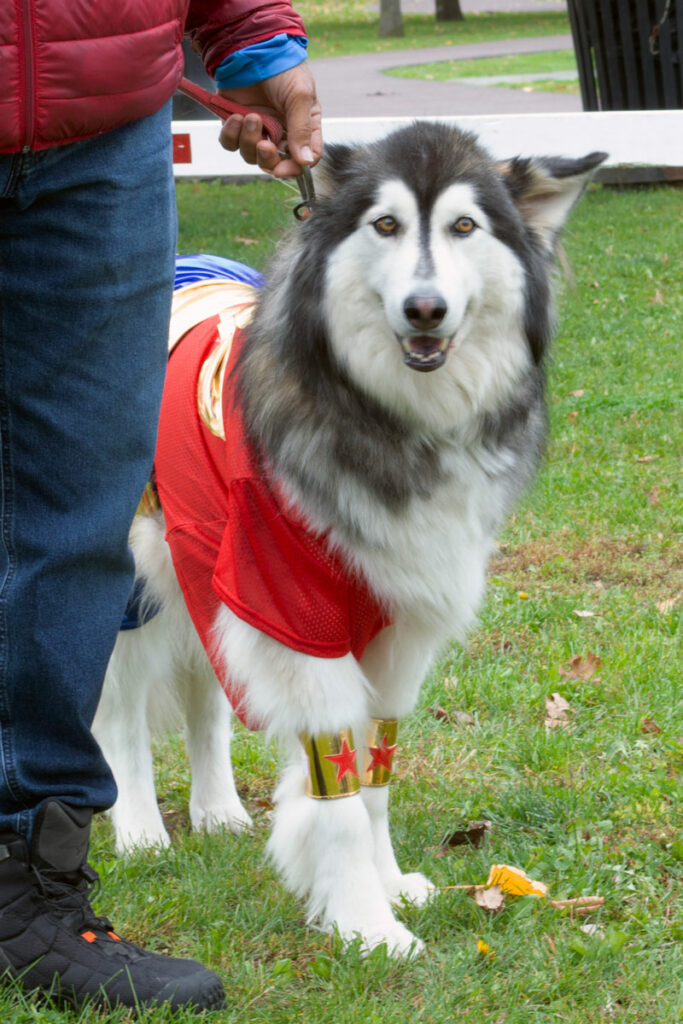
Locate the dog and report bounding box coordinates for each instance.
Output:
[94,122,605,957]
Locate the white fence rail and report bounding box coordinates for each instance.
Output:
[172,110,683,180]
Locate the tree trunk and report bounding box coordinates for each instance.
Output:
[435,0,464,21]
[378,0,404,37]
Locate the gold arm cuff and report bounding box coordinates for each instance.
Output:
[300,730,361,800]
[360,718,399,787]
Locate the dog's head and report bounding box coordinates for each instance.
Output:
[308,124,605,379]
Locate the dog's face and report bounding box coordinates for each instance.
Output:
[302,124,605,429]
[330,176,523,374]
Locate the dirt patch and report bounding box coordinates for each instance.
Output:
[491,532,682,595]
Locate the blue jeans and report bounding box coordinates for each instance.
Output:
[0,103,176,839]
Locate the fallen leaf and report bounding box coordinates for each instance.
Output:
[427,706,474,726]
[635,455,659,463]
[656,594,681,614]
[647,289,665,305]
[580,923,605,938]
[570,389,585,398]
[441,821,491,850]
[486,864,547,898]
[549,896,605,916]
[474,885,505,912]
[559,652,602,682]
[545,693,574,731]
[648,488,660,508]
[573,609,597,618]
[235,236,259,246]
[641,718,662,735]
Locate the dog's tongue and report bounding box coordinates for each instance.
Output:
[401,335,448,372]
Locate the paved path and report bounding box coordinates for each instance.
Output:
[310,34,580,117]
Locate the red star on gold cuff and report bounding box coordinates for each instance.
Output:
[367,734,397,774]
[324,739,359,784]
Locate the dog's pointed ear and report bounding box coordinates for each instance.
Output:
[498,151,607,249]
[311,143,358,198]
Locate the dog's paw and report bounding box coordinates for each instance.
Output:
[190,801,254,836]
[384,871,436,908]
[113,824,171,856]
[352,921,425,959]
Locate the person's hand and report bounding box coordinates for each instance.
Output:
[217,62,322,178]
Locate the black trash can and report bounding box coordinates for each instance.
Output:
[567,0,682,109]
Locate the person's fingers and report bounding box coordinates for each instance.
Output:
[254,140,306,179]
[219,113,265,164]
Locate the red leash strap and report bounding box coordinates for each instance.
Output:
[177,77,284,146]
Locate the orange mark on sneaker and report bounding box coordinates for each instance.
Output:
[108,931,122,941]
[81,931,97,943]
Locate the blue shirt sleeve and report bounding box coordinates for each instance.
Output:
[214,34,308,90]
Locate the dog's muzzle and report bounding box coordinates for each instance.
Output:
[399,292,453,372]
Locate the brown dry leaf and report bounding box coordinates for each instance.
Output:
[559,652,602,682]
[545,692,574,730]
[428,706,474,727]
[641,718,662,735]
[549,896,605,917]
[635,455,659,463]
[648,488,661,508]
[570,389,585,398]
[474,885,505,912]
[235,236,259,246]
[648,289,665,305]
[441,821,492,851]
[656,594,681,614]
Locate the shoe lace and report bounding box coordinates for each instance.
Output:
[31,862,115,935]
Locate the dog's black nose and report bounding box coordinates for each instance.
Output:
[403,294,447,330]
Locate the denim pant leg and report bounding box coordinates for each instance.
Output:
[0,103,177,838]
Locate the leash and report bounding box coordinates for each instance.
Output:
[177,76,315,219]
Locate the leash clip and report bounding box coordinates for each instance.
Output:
[293,165,315,221]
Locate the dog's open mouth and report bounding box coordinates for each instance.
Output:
[399,335,452,373]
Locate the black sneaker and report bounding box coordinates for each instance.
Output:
[0,801,225,1013]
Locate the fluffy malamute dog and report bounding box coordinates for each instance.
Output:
[94,123,605,956]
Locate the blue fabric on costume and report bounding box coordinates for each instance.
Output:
[214,34,308,90]
[174,254,263,291]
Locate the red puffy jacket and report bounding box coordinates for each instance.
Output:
[0,0,306,153]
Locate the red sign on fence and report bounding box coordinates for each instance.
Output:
[173,134,192,164]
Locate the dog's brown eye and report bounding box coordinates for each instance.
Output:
[453,216,476,235]
[373,215,399,236]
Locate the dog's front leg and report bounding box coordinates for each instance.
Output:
[213,607,424,957]
[268,755,423,957]
[359,619,443,907]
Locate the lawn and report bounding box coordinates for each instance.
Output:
[296,8,571,60]
[3,178,680,1023]
[385,48,580,95]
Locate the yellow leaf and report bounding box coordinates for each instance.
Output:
[486,864,548,898]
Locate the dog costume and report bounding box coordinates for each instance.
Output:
[147,261,390,738]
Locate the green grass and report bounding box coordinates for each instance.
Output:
[384,48,580,95]
[295,9,571,60]
[386,48,577,81]
[4,180,680,1022]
